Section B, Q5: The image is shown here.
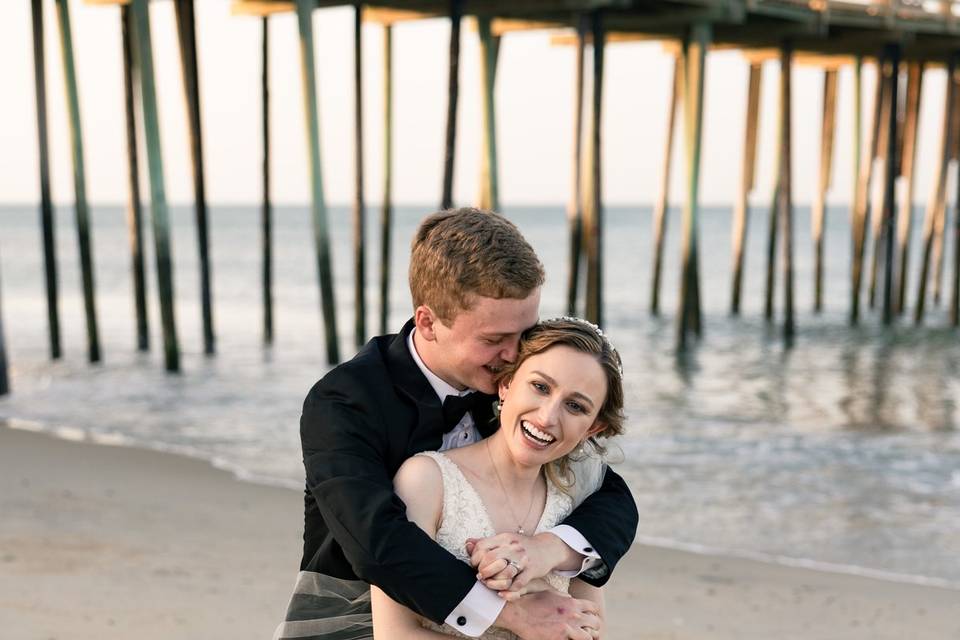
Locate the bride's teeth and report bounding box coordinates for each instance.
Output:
[521,421,555,443]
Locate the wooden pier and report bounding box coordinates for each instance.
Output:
[12,0,960,380]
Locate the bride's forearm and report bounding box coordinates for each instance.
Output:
[371,585,455,640]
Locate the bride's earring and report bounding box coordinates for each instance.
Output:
[494,398,503,417]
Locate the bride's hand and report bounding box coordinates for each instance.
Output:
[466,532,566,593]
[495,577,557,602]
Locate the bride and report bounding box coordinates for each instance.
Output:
[371,317,626,639]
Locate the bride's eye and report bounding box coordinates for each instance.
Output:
[531,381,549,394]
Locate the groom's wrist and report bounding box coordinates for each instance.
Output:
[534,531,581,573]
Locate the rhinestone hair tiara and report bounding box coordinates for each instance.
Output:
[547,316,624,377]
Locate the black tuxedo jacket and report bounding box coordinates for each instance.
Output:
[299,319,638,624]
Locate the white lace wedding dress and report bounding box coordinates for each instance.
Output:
[415,451,573,640]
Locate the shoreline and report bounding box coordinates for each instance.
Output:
[7,417,959,592]
[3,424,958,639]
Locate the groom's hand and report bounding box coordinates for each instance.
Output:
[467,532,578,593]
[495,589,600,640]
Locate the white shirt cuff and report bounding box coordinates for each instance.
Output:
[548,524,606,578]
[443,580,505,637]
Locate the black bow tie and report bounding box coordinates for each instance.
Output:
[442,392,489,432]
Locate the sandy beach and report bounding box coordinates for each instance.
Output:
[1,424,957,640]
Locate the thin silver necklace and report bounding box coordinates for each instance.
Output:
[485,438,539,535]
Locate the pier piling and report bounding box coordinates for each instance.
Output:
[261,16,273,346]
[353,3,366,347]
[851,60,884,324]
[915,56,955,324]
[677,22,709,349]
[764,67,781,323]
[295,0,340,364]
[0,259,8,396]
[779,43,795,342]
[440,0,462,210]
[868,61,894,312]
[121,5,149,352]
[895,62,923,315]
[652,55,680,317]
[174,0,215,355]
[379,24,393,335]
[131,0,179,372]
[477,16,501,212]
[730,61,760,316]
[584,11,605,327]
[812,68,837,314]
[55,0,100,363]
[565,16,587,317]
[31,0,61,361]
[880,45,901,326]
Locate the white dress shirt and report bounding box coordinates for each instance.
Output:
[406,330,602,637]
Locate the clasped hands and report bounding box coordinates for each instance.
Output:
[465,532,558,599]
[466,532,602,640]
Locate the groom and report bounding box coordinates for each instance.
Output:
[279,209,637,640]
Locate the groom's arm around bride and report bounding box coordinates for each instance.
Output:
[283,209,638,640]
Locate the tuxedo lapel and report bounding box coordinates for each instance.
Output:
[384,320,446,454]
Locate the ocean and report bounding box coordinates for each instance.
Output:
[1,202,958,589]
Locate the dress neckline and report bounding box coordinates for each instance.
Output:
[429,450,556,537]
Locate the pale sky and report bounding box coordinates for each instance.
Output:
[0,0,951,208]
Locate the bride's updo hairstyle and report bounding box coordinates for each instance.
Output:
[494,317,625,489]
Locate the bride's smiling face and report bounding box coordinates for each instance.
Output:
[497,345,607,467]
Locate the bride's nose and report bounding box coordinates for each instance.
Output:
[536,397,562,427]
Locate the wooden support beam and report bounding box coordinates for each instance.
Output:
[780,42,795,343]
[441,0,462,210]
[851,59,884,324]
[894,61,923,315]
[295,0,340,364]
[477,16,501,211]
[730,61,761,316]
[379,24,393,336]
[0,258,8,396]
[812,68,838,313]
[121,5,149,352]
[31,0,61,360]
[362,7,440,25]
[131,0,179,372]
[915,56,955,324]
[174,0,215,355]
[584,11,605,326]
[55,0,101,363]
[764,65,781,323]
[490,17,565,36]
[230,1,294,17]
[651,55,680,317]
[880,45,901,325]
[353,3,366,347]
[932,84,956,308]
[868,62,894,311]
[677,22,709,350]
[566,15,587,317]
[261,16,273,346]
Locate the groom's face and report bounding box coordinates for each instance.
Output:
[422,289,541,394]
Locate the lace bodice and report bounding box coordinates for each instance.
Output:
[416,451,573,640]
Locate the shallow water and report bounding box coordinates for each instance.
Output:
[1,202,958,587]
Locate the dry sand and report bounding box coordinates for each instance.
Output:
[1,425,957,640]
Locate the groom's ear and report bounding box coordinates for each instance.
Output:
[414,305,438,341]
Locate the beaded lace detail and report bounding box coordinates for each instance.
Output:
[416,451,573,640]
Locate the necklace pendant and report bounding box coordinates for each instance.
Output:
[517,526,524,535]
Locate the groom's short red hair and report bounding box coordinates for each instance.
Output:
[409,208,544,323]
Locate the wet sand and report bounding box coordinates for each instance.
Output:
[1,425,957,640]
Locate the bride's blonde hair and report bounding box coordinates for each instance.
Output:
[494,318,625,491]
